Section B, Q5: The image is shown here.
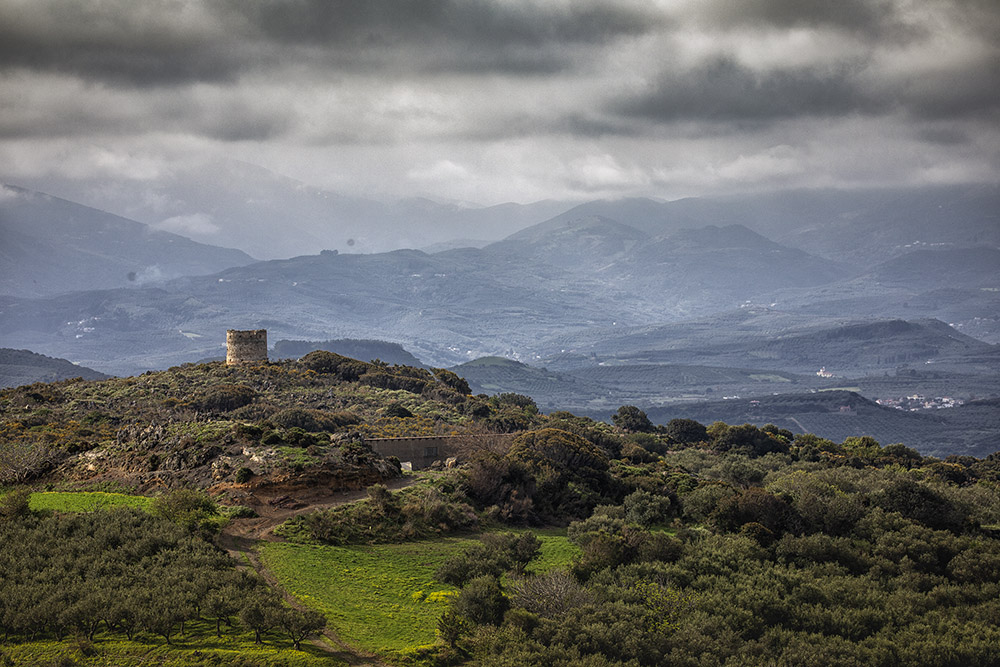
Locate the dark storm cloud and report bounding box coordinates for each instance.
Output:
[241,0,664,75]
[695,0,908,38]
[239,0,659,50]
[0,2,250,87]
[893,56,1000,121]
[0,0,663,87]
[615,57,885,125]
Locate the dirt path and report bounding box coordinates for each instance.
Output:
[217,476,415,666]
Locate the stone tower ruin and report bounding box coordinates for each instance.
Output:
[226,329,268,365]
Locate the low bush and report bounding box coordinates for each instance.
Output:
[271,407,360,432]
[194,384,257,412]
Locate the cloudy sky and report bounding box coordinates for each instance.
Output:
[1,0,998,205]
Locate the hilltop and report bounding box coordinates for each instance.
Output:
[0,353,521,499]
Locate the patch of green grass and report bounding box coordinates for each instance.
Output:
[0,618,342,666]
[261,539,472,656]
[522,527,581,574]
[29,491,153,513]
[260,528,580,657]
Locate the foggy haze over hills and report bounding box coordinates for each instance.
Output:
[1,0,999,453]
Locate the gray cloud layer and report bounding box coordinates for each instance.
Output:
[0,0,997,203]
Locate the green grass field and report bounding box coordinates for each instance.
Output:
[260,528,579,657]
[517,527,581,574]
[28,490,154,513]
[0,618,342,666]
[261,539,467,656]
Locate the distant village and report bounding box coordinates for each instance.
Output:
[815,367,963,411]
[875,394,963,411]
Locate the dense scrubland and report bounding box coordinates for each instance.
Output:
[2,355,1000,666]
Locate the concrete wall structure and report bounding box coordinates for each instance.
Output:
[366,433,517,470]
[226,329,268,365]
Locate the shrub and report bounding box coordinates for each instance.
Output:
[508,570,592,618]
[452,576,509,626]
[151,488,218,533]
[508,428,617,519]
[271,407,359,432]
[291,483,478,545]
[663,418,708,444]
[621,441,658,463]
[461,453,536,523]
[485,408,536,433]
[495,393,538,414]
[711,423,788,457]
[432,368,472,395]
[0,488,32,521]
[299,351,371,380]
[436,532,541,586]
[712,487,802,536]
[623,489,673,527]
[384,402,414,419]
[681,483,736,522]
[194,384,257,412]
[874,479,969,531]
[612,405,654,433]
[225,505,258,518]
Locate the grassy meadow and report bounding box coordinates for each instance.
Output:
[261,539,467,656]
[260,527,578,657]
[28,490,154,513]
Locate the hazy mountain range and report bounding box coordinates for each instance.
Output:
[5,161,571,260]
[2,181,998,367]
[1,179,998,452]
[0,184,254,298]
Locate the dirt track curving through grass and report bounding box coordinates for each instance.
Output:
[217,476,415,666]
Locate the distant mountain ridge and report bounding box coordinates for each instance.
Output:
[0,184,255,298]
[0,348,111,388]
[541,184,1000,268]
[14,160,573,259]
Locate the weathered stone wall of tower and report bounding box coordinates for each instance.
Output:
[226,329,268,365]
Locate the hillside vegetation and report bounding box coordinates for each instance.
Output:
[2,357,1000,665]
